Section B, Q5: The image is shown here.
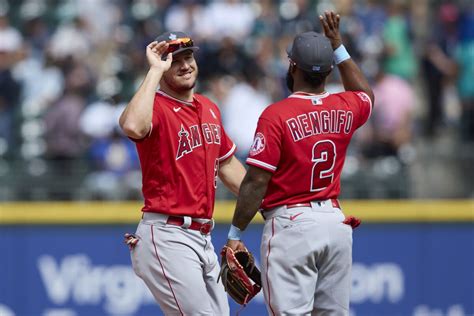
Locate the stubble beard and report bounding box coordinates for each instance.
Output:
[164,70,198,94]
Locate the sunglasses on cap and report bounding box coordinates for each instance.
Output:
[165,37,194,54]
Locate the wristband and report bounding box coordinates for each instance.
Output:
[334,45,351,64]
[227,224,242,240]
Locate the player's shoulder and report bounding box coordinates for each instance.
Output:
[152,91,169,114]
[194,93,225,120]
[194,93,219,108]
[331,90,371,104]
[153,90,182,108]
[154,90,168,102]
[258,98,288,121]
[264,98,287,111]
[260,94,327,119]
[194,92,210,103]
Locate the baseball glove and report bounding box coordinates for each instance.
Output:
[218,246,262,305]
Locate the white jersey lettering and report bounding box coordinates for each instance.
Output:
[209,124,221,144]
[176,123,221,160]
[201,123,213,144]
[189,125,202,148]
[286,110,354,142]
[286,118,303,141]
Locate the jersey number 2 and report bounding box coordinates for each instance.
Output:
[310,140,336,191]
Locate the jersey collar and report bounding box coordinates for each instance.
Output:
[157,89,195,106]
[289,91,330,99]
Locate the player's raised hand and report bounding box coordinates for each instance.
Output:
[146,41,172,72]
[319,11,343,50]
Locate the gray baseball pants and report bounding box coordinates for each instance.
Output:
[260,200,353,316]
[130,212,229,316]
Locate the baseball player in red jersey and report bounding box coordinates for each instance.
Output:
[119,31,246,315]
[225,12,374,315]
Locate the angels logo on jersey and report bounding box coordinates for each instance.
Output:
[176,125,193,160]
[356,92,370,103]
[176,123,221,160]
[249,132,265,156]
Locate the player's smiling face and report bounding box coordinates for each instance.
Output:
[162,50,198,92]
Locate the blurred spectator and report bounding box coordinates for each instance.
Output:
[164,1,205,38]
[43,93,86,160]
[421,3,458,137]
[22,17,49,58]
[12,49,64,117]
[0,65,20,156]
[354,0,386,37]
[79,99,120,139]
[222,64,271,161]
[354,66,416,198]
[198,0,256,41]
[79,96,140,200]
[279,0,317,35]
[455,5,474,142]
[48,16,92,61]
[43,61,93,198]
[360,67,416,159]
[0,0,472,200]
[42,92,86,199]
[204,74,235,107]
[0,15,22,55]
[0,14,22,155]
[252,0,281,37]
[82,130,140,200]
[382,0,417,81]
[199,37,249,80]
[351,0,386,80]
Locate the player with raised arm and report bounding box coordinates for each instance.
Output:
[120,31,246,315]
[223,12,373,315]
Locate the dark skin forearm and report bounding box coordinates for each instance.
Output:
[232,166,272,231]
[320,11,374,104]
[337,59,374,103]
[226,167,272,251]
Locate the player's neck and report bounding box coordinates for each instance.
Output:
[292,87,326,95]
[160,85,194,103]
[292,81,325,95]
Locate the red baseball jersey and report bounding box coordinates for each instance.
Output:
[246,91,372,210]
[134,90,236,218]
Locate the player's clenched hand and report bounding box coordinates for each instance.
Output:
[319,11,343,50]
[146,41,172,72]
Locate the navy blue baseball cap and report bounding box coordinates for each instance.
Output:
[287,31,334,74]
[154,31,199,58]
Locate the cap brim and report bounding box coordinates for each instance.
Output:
[172,46,199,56]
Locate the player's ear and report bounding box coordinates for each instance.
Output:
[290,61,298,74]
[288,59,295,72]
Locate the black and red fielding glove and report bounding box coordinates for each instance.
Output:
[218,246,262,305]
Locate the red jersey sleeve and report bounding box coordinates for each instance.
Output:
[246,117,282,173]
[205,101,236,162]
[340,91,372,130]
[127,94,160,142]
[218,124,236,162]
[149,95,161,137]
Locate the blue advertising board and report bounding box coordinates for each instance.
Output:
[0,223,473,316]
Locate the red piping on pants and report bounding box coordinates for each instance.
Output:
[151,225,184,315]
[266,218,276,316]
